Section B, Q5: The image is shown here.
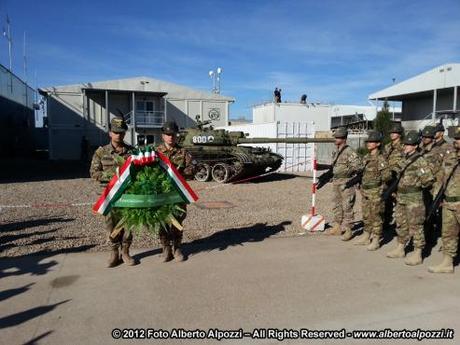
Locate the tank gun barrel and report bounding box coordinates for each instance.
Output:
[237,137,335,144]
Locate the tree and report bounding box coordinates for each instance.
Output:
[373,100,392,145]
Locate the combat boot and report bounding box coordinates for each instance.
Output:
[428,254,454,273]
[328,223,342,236]
[404,248,423,266]
[173,243,185,262]
[341,229,353,241]
[121,242,136,266]
[386,242,405,258]
[107,245,121,268]
[353,231,370,245]
[367,236,381,251]
[162,245,174,262]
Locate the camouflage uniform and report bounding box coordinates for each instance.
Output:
[421,141,443,190]
[394,152,435,249]
[431,138,453,182]
[436,148,460,258]
[90,142,134,247]
[383,140,405,173]
[155,122,195,261]
[361,151,391,238]
[332,145,363,233]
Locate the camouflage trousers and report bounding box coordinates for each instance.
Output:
[105,212,133,248]
[395,198,426,249]
[361,189,384,237]
[332,179,356,231]
[159,206,187,247]
[441,202,460,258]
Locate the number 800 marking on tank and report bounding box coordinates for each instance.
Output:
[192,135,215,144]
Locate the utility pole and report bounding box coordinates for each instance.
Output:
[3,15,12,72]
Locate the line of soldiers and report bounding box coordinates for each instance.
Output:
[326,123,460,273]
[90,117,193,267]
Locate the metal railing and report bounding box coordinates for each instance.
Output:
[126,110,165,127]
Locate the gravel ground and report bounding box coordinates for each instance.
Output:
[1,170,363,257]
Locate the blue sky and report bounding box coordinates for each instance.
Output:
[1,0,459,119]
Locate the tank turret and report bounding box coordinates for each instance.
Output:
[178,118,334,183]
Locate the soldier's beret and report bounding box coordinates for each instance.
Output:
[404,130,421,145]
[421,125,436,138]
[365,130,383,142]
[110,117,128,133]
[161,121,179,134]
[333,127,348,138]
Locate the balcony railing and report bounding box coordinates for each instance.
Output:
[125,111,165,128]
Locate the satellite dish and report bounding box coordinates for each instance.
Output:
[208,70,214,77]
[217,67,222,74]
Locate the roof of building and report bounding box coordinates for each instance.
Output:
[369,63,460,100]
[39,76,234,102]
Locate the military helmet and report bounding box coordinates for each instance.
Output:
[365,130,383,142]
[110,117,128,133]
[435,123,445,132]
[404,130,420,145]
[421,125,436,138]
[389,123,404,134]
[333,127,348,138]
[161,121,179,135]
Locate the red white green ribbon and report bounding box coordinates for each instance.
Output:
[92,148,198,216]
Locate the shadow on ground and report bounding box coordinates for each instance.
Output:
[0,244,96,278]
[0,300,69,329]
[135,221,292,263]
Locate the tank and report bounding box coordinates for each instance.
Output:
[177,118,334,183]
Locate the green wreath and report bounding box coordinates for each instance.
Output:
[111,163,186,237]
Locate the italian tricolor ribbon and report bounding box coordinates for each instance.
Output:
[92,148,198,216]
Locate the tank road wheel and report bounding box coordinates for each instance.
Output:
[194,163,211,182]
[211,163,231,183]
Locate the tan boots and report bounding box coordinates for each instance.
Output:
[353,232,370,245]
[341,229,353,241]
[329,223,342,236]
[121,242,136,266]
[107,246,121,268]
[428,255,454,273]
[367,236,381,251]
[386,242,405,258]
[404,248,423,266]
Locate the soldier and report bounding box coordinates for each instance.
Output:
[383,123,405,225]
[386,131,435,265]
[90,117,135,268]
[431,122,453,180]
[156,121,194,262]
[329,127,363,240]
[353,131,391,250]
[384,123,405,173]
[428,126,460,273]
[420,125,443,186]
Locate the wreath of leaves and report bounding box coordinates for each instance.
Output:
[111,164,185,236]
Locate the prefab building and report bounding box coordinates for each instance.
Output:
[369,63,460,130]
[39,77,234,160]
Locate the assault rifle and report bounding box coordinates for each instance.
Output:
[426,160,460,223]
[382,153,422,201]
[316,145,348,189]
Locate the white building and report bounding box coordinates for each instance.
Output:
[252,101,400,130]
[369,63,460,130]
[39,77,234,160]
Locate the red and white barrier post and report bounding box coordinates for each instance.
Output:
[301,141,325,232]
